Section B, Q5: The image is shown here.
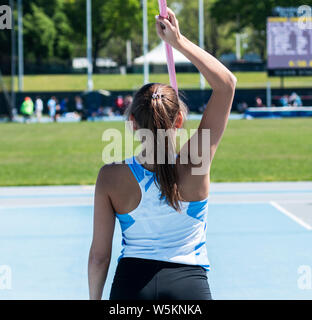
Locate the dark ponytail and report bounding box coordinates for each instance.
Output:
[126,83,188,211]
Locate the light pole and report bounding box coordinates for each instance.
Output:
[86,0,93,91]
[126,40,132,67]
[17,0,23,92]
[235,32,248,60]
[235,33,241,60]
[10,0,16,115]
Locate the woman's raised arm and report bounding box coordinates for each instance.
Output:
[156,8,237,171]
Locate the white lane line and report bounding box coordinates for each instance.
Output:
[210,200,312,204]
[270,201,312,231]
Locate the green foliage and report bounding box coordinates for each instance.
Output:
[23,0,64,18]
[53,10,74,60]
[168,0,235,56]
[23,4,56,63]
[5,0,312,67]
[99,0,159,65]
[22,0,74,62]
[211,0,312,58]
[64,0,159,66]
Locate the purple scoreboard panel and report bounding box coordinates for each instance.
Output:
[267,17,312,76]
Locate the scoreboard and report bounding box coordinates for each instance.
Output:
[267,17,312,76]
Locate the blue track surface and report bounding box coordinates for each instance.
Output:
[0,183,311,300]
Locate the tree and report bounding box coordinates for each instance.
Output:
[22,0,74,63]
[168,0,234,57]
[53,10,74,61]
[65,0,157,70]
[23,4,56,64]
[211,0,312,59]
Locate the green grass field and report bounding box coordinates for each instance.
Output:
[0,118,311,186]
[7,72,312,91]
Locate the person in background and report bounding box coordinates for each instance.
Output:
[60,97,69,115]
[255,96,265,108]
[35,96,43,123]
[91,106,114,120]
[115,95,124,115]
[289,92,302,107]
[96,106,105,117]
[75,96,87,121]
[54,98,62,121]
[102,106,114,117]
[47,96,57,122]
[279,95,289,107]
[236,101,248,113]
[75,96,83,113]
[20,97,34,123]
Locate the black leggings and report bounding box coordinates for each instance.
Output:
[109,257,212,300]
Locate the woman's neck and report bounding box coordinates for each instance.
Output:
[136,151,179,172]
[136,152,155,172]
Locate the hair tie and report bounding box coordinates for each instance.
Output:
[152,93,163,100]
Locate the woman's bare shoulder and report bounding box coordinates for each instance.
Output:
[96,161,130,190]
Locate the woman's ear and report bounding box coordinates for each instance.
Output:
[129,114,138,131]
[174,111,184,129]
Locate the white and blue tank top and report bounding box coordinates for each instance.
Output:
[115,156,210,271]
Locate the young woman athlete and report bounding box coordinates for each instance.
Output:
[88,8,236,300]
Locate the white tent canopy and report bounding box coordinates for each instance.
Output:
[134,42,191,65]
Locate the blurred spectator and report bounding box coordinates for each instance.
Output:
[20,97,34,123]
[115,95,124,115]
[75,95,87,121]
[90,106,114,121]
[47,96,57,122]
[236,101,248,113]
[255,96,265,108]
[35,96,43,123]
[289,92,302,107]
[55,98,62,121]
[198,103,207,113]
[96,107,105,117]
[279,95,289,107]
[75,96,83,112]
[60,98,69,114]
[102,106,114,117]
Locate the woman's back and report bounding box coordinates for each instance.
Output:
[111,156,210,271]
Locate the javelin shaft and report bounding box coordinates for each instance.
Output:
[158,0,178,94]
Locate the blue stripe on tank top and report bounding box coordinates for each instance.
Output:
[145,176,155,191]
[116,213,135,232]
[127,157,145,183]
[195,241,205,251]
[186,201,208,222]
